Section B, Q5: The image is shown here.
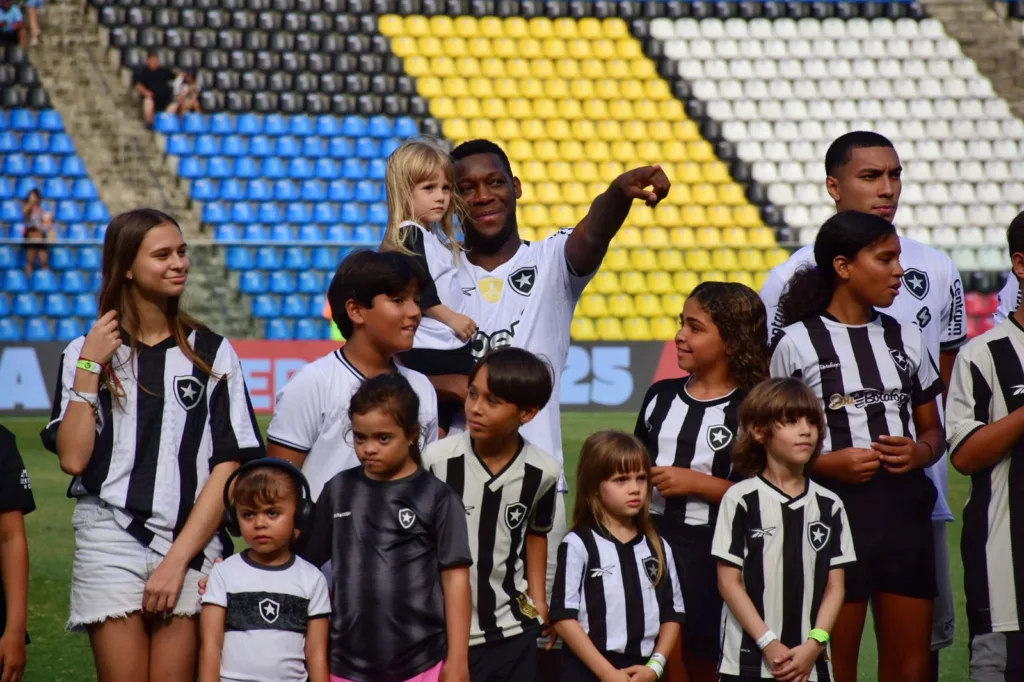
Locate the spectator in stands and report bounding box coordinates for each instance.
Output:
[21,189,54,276]
[0,0,27,48]
[172,71,201,115]
[23,0,41,45]
[133,50,175,128]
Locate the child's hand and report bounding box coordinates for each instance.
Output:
[621,664,658,681]
[823,447,881,484]
[0,631,26,682]
[650,466,698,497]
[535,600,559,651]
[196,557,223,597]
[872,435,927,474]
[447,313,478,342]
[762,641,791,674]
[772,640,823,681]
[439,659,469,682]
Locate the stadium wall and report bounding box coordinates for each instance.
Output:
[0,341,687,416]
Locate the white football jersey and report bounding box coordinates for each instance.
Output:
[994,271,1020,325]
[760,236,966,522]
[456,229,593,481]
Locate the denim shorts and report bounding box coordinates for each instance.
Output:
[67,496,210,631]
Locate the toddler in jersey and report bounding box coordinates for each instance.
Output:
[381,137,477,429]
[714,378,855,682]
[634,281,768,682]
[200,459,330,682]
[550,431,685,682]
[301,374,473,682]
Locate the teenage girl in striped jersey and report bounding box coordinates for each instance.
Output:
[550,431,685,682]
[634,281,768,682]
[770,211,946,682]
[43,209,265,682]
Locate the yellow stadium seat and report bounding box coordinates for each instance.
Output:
[627,209,654,229]
[703,161,730,184]
[621,80,644,100]
[693,184,718,205]
[432,56,457,76]
[457,57,482,78]
[605,248,629,272]
[495,118,521,141]
[430,97,456,118]
[688,141,715,162]
[662,293,685,316]
[506,58,530,78]
[550,205,576,225]
[481,59,505,79]
[675,162,701,184]
[674,271,700,295]
[681,205,707,228]
[765,248,790,269]
[695,227,721,248]
[531,58,555,79]
[632,59,656,79]
[732,206,761,229]
[655,205,680,228]
[728,271,755,287]
[611,140,635,161]
[569,79,594,99]
[599,161,624,183]
[648,271,673,295]
[562,183,587,205]
[621,271,648,295]
[518,38,541,58]
[537,182,563,203]
[522,119,546,141]
[444,37,467,56]
[571,317,598,341]
[596,79,621,100]
[738,249,764,271]
[648,121,674,143]
[536,227,559,240]
[544,39,567,59]
[670,227,696,248]
[748,227,776,247]
[568,39,592,60]
[557,99,583,121]
[686,249,712,272]
[631,248,658,272]
[505,17,528,38]
[623,120,647,141]
[701,271,727,284]
[708,206,733,228]
[518,182,534,203]
[651,317,677,340]
[712,248,739,271]
[443,119,470,140]
[507,139,533,161]
[597,121,623,143]
[442,77,468,97]
[475,112,502,134]
[468,77,493,98]
[658,249,685,272]
[616,39,642,59]
[520,160,546,183]
[518,227,537,242]
[635,140,660,163]
[562,120,590,143]
[674,120,699,141]
[754,272,769,290]
[468,37,492,57]
[405,15,429,36]
[523,205,549,227]
[721,227,747,247]
[535,99,558,120]
[430,15,455,36]
[646,80,671,100]
[624,317,652,341]
[614,227,642,247]
[455,16,478,37]
[609,294,635,318]
[391,35,417,57]
[576,17,601,38]
[531,140,555,161]
[554,59,579,80]
[456,97,482,119]
[558,140,584,162]
[507,98,532,119]
[581,59,606,79]
[603,17,628,38]
[597,317,625,341]
[480,16,503,37]
[493,38,516,58]
[584,100,609,121]
[417,76,442,98]
[404,56,429,77]
[553,17,577,38]
[528,17,553,38]
[575,204,589,221]
[418,36,443,57]
[593,39,616,60]
[379,14,403,35]
[643,228,667,247]
[719,183,746,205]
[580,294,609,318]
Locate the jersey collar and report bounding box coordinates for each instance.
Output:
[468,432,526,485]
[335,347,399,381]
[757,474,809,505]
[678,376,737,407]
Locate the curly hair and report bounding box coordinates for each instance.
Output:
[688,281,769,392]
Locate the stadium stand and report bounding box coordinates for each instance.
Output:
[0,46,110,342]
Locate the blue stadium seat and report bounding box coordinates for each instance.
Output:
[167,134,192,156]
[265,319,292,340]
[0,296,9,317]
[325,225,350,242]
[0,320,20,342]
[0,111,7,130]
[230,202,256,224]
[203,203,228,224]
[21,132,46,153]
[179,157,204,179]
[56,200,82,222]
[235,157,258,179]
[298,225,322,241]
[49,133,75,155]
[355,138,380,159]
[262,158,286,180]
[183,113,208,135]
[265,114,288,137]
[85,202,109,223]
[394,117,418,138]
[87,271,102,293]
[237,113,261,136]
[38,110,63,132]
[216,224,240,241]
[355,180,380,203]
[243,224,267,241]
[367,115,393,138]
[31,269,59,293]
[10,109,37,131]
[225,246,252,269]
[342,116,367,137]
[32,154,59,177]
[290,115,314,137]
[222,135,247,157]
[208,157,233,179]
[257,203,282,224]
[4,154,29,176]
[56,318,84,342]
[239,271,268,294]
[368,159,386,180]
[296,270,323,294]
[60,157,86,177]
[64,223,90,240]
[295,319,322,340]
[61,270,86,293]
[273,180,298,202]
[255,247,281,269]
[302,137,327,158]
[316,116,341,137]
[43,177,69,199]
[0,200,20,221]
[353,225,378,244]
[210,113,235,136]
[327,180,354,202]
[195,135,220,156]
[13,293,40,317]
[0,177,11,199]
[283,247,310,270]
[341,159,365,180]
[24,319,53,342]
[0,132,15,153]
[0,246,15,270]
[329,137,354,158]
[13,178,36,197]
[191,178,217,201]
[220,179,245,202]
[313,203,338,224]
[72,294,97,318]
[341,203,365,225]
[311,294,327,317]
[78,247,101,270]
[269,271,295,294]
[154,112,179,134]
[91,223,107,240]
[270,225,293,242]
[72,179,98,200]
[367,203,388,225]
[277,136,301,158]
[314,159,339,180]
[381,138,401,158]
[251,295,280,318]
[250,135,273,157]
[43,293,70,316]
[49,246,74,270]
[244,179,270,201]
[301,180,326,202]
[282,294,308,318]
[289,158,313,180]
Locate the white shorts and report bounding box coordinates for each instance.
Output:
[537,492,567,649]
[932,520,955,651]
[67,496,210,631]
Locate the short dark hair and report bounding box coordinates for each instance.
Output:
[231,465,300,512]
[1009,211,1024,262]
[824,131,895,177]
[327,250,428,339]
[349,373,423,465]
[732,378,826,477]
[451,139,514,178]
[146,48,160,58]
[468,347,553,411]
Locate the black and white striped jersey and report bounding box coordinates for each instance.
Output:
[712,477,856,681]
[550,526,685,658]
[770,312,943,454]
[994,271,1021,325]
[634,377,743,526]
[946,317,1024,636]
[42,331,264,568]
[423,432,561,646]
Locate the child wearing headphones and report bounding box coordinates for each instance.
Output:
[199,459,331,682]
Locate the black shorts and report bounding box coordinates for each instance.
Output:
[837,473,938,602]
[469,629,539,682]
[560,648,645,682]
[655,517,721,660]
[397,343,476,376]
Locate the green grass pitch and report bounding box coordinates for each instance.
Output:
[6,414,971,681]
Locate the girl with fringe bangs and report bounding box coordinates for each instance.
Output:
[42,209,264,682]
[634,281,769,682]
[550,431,685,682]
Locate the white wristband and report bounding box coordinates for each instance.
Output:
[70,391,98,404]
[756,630,778,651]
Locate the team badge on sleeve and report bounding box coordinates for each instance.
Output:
[706,425,734,451]
[398,508,416,529]
[173,376,205,411]
[504,502,527,530]
[508,266,537,296]
[807,521,831,552]
[902,269,929,300]
[642,556,660,586]
[258,597,280,624]
[889,349,911,376]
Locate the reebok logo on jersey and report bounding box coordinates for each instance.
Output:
[807,521,831,552]
[903,269,929,300]
[463,504,475,515]
[749,527,775,539]
[1012,385,1024,397]
[505,502,527,530]
[589,566,614,578]
[642,556,660,586]
[829,389,907,410]
[889,349,911,376]
[706,425,733,452]
[258,598,280,624]
[398,508,416,529]
[508,266,537,296]
[173,376,205,411]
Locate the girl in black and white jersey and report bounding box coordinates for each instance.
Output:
[771,211,945,682]
[43,209,264,682]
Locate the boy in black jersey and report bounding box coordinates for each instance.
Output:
[0,426,34,682]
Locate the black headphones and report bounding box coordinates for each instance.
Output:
[222,458,314,537]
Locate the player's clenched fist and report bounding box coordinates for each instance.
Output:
[80,310,122,366]
[611,166,671,208]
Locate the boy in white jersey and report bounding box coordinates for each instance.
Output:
[758,132,964,673]
[424,348,561,682]
[200,459,330,682]
[266,250,439,500]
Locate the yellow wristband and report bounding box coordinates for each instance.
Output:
[808,628,830,645]
[77,359,102,375]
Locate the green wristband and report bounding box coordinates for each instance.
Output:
[808,628,830,645]
[76,359,102,375]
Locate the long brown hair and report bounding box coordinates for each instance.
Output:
[688,281,769,392]
[731,378,826,477]
[99,209,215,400]
[572,431,666,584]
